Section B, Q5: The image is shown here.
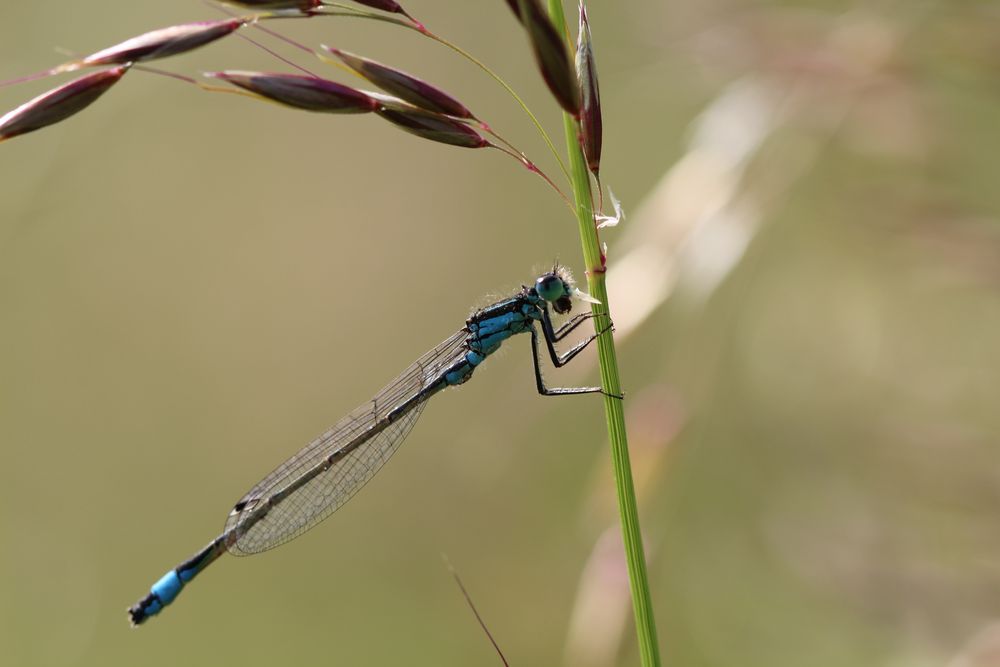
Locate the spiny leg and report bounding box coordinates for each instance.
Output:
[552,311,595,340]
[541,307,612,368]
[529,325,614,397]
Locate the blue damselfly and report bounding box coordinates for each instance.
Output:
[128,265,615,626]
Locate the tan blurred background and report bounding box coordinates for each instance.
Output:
[2,1,999,666]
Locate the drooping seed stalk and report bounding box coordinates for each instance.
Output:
[234,28,322,77]
[546,2,662,666]
[486,143,575,212]
[477,125,573,205]
[418,29,570,183]
[307,3,571,183]
[221,2,574,191]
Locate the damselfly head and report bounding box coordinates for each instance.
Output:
[535,264,595,314]
[535,271,571,313]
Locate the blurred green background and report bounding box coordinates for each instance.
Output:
[2,1,999,666]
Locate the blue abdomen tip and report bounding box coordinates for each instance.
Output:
[151,570,184,605]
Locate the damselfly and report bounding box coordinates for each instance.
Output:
[128,265,616,626]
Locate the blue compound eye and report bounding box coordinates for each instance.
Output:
[535,273,565,302]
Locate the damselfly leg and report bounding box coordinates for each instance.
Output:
[531,307,619,398]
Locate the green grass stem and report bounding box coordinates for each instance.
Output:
[547,2,662,666]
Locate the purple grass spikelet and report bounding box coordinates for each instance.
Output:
[0,65,130,142]
[222,0,321,9]
[504,0,523,22]
[515,0,581,115]
[77,19,247,69]
[375,105,488,148]
[362,91,417,112]
[323,47,473,119]
[208,71,377,113]
[349,0,418,23]
[576,2,602,176]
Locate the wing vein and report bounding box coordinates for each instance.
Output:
[225,329,469,554]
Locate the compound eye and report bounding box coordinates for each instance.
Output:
[535,274,565,302]
[554,296,573,314]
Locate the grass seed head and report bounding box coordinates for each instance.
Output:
[504,0,523,22]
[576,2,602,175]
[222,0,321,9]
[324,47,473,119]
[349,0,414,20]
[81,19,246,68]
[354,0,423,23]
[515,0,581,115]
[0,65,130,142]
[375,106,487,148]
[208,71,377,113]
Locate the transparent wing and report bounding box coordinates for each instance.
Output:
[225,329,469,555]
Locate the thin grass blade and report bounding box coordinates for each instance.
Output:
[208,71,377,113]
[323,47,473,119]
[0,65,130,142]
